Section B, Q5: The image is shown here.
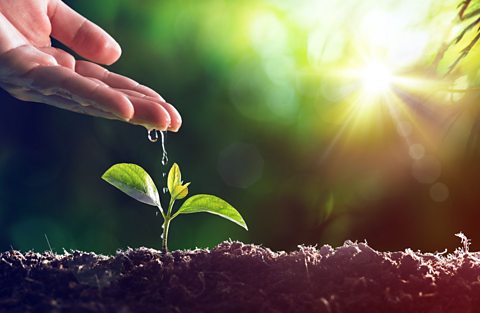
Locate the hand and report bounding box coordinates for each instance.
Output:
[0,0,181,131]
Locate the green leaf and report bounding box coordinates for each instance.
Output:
[175,194,248,230]
[102,163,161,207]
[167,163,182,194]
[172,182,190,200]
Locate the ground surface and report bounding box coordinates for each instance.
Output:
[1,240,480,313]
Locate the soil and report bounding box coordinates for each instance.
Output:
[1,240,480,313]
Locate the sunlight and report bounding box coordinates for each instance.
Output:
[336,59,397,121]
[360,62,393,96]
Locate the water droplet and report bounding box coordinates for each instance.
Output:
[148,129,159,143]
[162,173,166,178]
[147,129,169,166]
[163,187,168,194]
[160,131,168,166]
[160,234,164,239]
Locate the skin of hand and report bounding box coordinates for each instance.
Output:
[0,0,181,132]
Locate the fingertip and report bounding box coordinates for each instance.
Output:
[169,119,182,132]
[116,93,135,120]
[89,33,122,65]
[150,109,171,131]
[155,106,171,131]
[129,98,171,131]
[101,37,122,65]
[162,102,182,132]
[50,1,123,65]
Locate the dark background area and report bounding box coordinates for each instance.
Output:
[1,0,479,254]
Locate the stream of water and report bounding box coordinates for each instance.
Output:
[148,129,169,194]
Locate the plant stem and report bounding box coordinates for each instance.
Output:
[162,217,171,252]
[157,206,165,219]
[161,198,176,253]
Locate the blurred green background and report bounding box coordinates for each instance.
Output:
[2,0,480,254]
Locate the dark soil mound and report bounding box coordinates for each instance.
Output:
[1,240,480,313]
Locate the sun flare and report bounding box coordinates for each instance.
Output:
[360,62,393,96]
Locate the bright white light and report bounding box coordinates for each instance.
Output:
[360,62,393,95]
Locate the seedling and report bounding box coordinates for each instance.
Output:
[101,163,248,252]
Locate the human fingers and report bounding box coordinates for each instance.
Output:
[77,60,182,130]
[76,60,164,100]
[84,76,179,130]
[0,45,57,79]
[115,89,182,131]
[3,78,174,129]
[0,13,30,55]
[38,47,75,69]
[2,68,176,130]
[126,97,172,131]
[84,77,181,131]
[0,82,120,120]
[47,0,121,65]
[21,65,134,119]
[23,66,176,130]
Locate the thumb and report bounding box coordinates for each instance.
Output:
[48,0,121,65]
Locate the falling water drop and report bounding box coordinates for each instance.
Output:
[147,129,159,143]
[160,131,168,166]
[161,173,167,193]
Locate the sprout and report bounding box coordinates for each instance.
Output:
[102,163,248,252]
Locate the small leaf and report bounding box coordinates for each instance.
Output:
[167,163,182,194]
[176,194,248,230]
[172,182,190,200]
[102,163,161,207]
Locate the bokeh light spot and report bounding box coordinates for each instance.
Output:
[409,144,426,160]
[430,182,449,202]
[218,143,264,188]
[411,157,442,184]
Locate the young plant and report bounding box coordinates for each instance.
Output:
[101,163,248,252]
